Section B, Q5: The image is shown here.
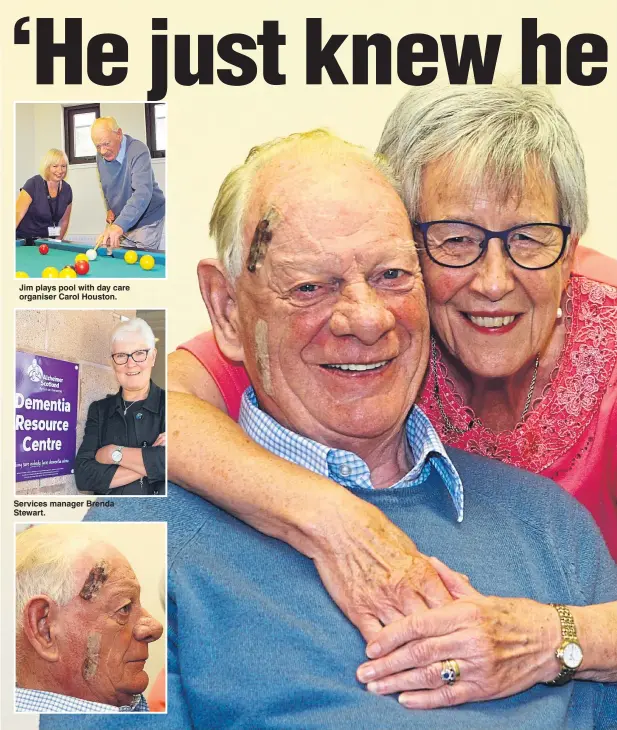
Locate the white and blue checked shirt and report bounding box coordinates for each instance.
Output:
[239,387,464,521]
[15,687,149,713]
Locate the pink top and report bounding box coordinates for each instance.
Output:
[178,247,617,559]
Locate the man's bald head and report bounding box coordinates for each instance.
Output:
[209,130,402,280]
[91,117,123,161]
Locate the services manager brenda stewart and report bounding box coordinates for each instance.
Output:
[75,318,165,496]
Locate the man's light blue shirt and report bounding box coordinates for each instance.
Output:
[111,134,127,166]
[239,387,464,521]
[16,687,148,713]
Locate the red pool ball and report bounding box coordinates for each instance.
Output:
[39,244,49,255]
[74,260,90,276]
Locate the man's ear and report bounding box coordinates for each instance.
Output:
[22,596,60,662]
[198,259,245,362]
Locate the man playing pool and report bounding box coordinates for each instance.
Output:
[91,117,165,252]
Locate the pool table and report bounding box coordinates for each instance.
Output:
[15,239,166,279]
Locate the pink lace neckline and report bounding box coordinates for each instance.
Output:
[418,275,617,472]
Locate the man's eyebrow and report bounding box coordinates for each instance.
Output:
[79,559,110,601]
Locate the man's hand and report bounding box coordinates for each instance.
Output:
[152,432,166,447]
[106,209,116,224]
[356,557,560,708]
[95,444,118,464]
[99,223,124,249]
[309,502,454,642]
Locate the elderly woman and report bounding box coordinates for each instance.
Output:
[75,317,165,496]
[168,85,617,705]
[16,149,72,243]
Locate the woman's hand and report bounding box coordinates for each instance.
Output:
[152,432,166,447]
[356,557,560,708]
[106,209,116,224]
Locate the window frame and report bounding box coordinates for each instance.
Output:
[145,103,166,159]
[63,104,101,165]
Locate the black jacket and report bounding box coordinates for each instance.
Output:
[75,380,165,495]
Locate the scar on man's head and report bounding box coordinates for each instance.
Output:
[82,633,101,680]
[79,559,110,601]
[246,209,280,273]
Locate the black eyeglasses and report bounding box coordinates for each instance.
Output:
[111,349,150,365]
[413,220,571,270]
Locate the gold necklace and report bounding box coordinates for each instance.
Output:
[431,336,540,435]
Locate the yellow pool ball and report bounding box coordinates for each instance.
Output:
[75,253,89,263]
[42,267,59,278]
[124,250,138,265]
[59,268,77,278]
[139,254,155,271]
[16,271,29,278]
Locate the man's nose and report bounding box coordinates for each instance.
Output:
[133,610,163,643]
[329,283,396,345]
[468,238,516,301]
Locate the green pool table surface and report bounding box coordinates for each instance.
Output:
[16,239,165,279]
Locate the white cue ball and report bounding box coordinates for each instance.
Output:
[86,249,97,261]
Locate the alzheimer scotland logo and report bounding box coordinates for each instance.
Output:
[27,358,44,383]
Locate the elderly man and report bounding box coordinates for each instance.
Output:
[41,132,617,729]
[91,116,165,251]
[16,524,163,713]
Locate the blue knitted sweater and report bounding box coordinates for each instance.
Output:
[96,134,165,232]
[41,449,617,729]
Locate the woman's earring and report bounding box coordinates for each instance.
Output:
[556,307,563,320]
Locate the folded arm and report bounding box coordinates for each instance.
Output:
[76,404,147,493]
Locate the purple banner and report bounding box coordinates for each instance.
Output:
[15,351,79,482]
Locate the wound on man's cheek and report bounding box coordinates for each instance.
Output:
[82,633,101,680]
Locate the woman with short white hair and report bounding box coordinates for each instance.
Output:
[75,317,166,496]
[16,149,73,244]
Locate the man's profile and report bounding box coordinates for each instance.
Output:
[16,523,164,713]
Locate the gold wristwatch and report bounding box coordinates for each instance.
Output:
[546,604,583,686]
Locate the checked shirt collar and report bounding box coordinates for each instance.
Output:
[239,387,464,522]
[15,687,149,713]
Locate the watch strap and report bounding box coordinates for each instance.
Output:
[545,604,580,686]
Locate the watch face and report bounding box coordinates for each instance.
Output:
[562,642,583,669]
[112,449,122,463]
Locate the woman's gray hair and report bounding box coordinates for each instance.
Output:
[209,129,400,280]
[377,83,588,238]
[110,317,156,350]
[16,525,104,633]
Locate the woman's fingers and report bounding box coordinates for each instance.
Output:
[365,660,461,695]
[427,556,480,599]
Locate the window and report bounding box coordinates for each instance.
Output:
[145,103,166,158]
[64,104,100,164]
